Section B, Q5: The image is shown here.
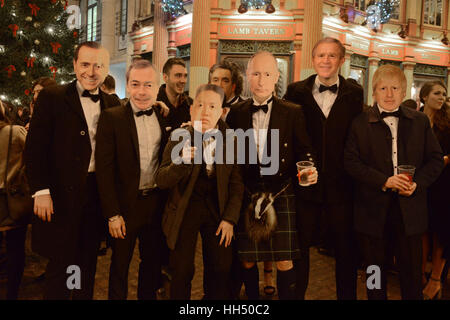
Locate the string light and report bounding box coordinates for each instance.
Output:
[161,0,186,21]
[366,0,400,30]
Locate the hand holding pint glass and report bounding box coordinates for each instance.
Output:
[384,165,417,196]
[397,165,415,183]
[296,161,318,187]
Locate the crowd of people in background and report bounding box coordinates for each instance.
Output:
[0,37,449,301]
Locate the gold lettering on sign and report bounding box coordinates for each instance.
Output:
[228,27,251,35]
[421,54,440,61]
[252,27,285,35]
[381,48,399,56]
[226,26,286,36]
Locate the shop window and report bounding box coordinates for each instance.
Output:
[87,0,100,41]
[138,0,153,18]
[390,1,401,20]
[423,0,443,26]
[120,0,127,35]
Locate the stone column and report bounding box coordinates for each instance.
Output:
[340,49,353,78]
[367,56,380,106]
[300,0,323,80]
[153,0,169,76]
[189,0,211,98]
[101,0,115,55]
[402,61,416,100]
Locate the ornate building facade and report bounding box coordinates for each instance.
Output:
[76,0,450,105]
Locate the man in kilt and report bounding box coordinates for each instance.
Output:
[227,51,317,300]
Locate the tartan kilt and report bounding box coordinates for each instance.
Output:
[236,187,300,262]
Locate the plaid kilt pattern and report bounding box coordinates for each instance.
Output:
[236,189,300,262]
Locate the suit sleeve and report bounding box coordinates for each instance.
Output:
[155,133,193,190]
[283,83,297,103]
[344,119,389,188]
[414,118,444,189]
[95,110,121,219]
[24,89,54,194]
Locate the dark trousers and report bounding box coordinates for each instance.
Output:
[358,195,423,300]
[295,200,357,300]
[108,191,163,300]
[170,202,232,300]
[44,174,103,300]
[0,225,27,300]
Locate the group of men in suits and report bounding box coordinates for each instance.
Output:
[24,36,444,300]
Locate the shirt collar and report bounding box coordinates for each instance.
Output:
[227,95,238,104]
[377,104,400,115]
[130,101,153,114]
[314,75,340,91]
[251,95,273,106]
[76,81,99,96]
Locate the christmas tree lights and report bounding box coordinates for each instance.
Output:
[0,0,79,107]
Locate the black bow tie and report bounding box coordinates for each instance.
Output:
[82,90,100,102]
[381,110,401,118]
[135,109,153,117]
[251,97,273,114]
[319,84,338,93]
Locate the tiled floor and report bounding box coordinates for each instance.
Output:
[1,228,448,300]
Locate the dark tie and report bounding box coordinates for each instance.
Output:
[81,90,100,102]
[319,84,338,93]
[251,97,273,114]
[380,110,401,118]
[135,109,154,117]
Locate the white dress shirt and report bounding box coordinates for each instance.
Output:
[377,105,400,175]
[131,102,162,190]
[76,81,101,173]
[312,76,339,118]
[252,96,273,162]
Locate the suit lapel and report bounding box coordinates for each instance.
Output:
[327,76,352,120]
[267,97,288,157]
[99,90,109,111]
[125,102,140,161]
[303,76,327,121]
[240,100,254,130]
[397,106,414,164]
[64,81,88,126]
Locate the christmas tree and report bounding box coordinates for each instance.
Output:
[0,0,79,107]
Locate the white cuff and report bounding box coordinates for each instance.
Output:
[32,189,50,198]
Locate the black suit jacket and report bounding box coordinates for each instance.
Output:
[227,96,314,191]
[24,80,121,258]
[95,102,169,221]
[344,106,443,237]
[155,121,244,250]
[284,75,363,204]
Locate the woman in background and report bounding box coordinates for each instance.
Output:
[419,81,450,300]
[0,99,28,299]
